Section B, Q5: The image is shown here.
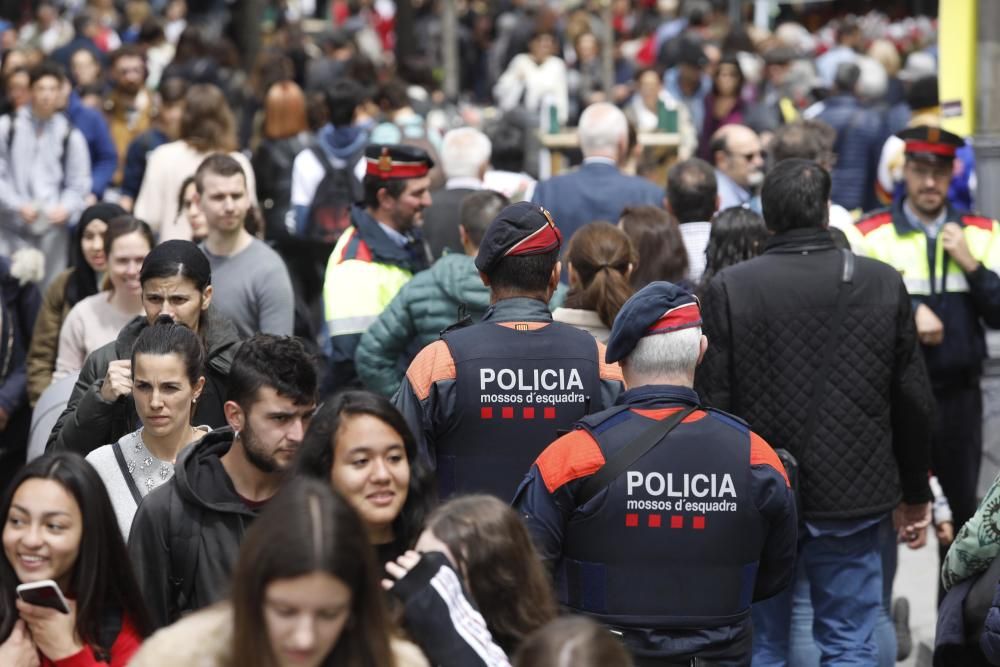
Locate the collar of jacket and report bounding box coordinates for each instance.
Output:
[891,197,963,236]
[616,384,701,408]
[174,427,257,515]
[351,206,427,273]
[482,297,553,323]
[763,228,838,254]
[114,308,241,374]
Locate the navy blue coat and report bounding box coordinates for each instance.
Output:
[531,160,664,262]
[815,95,886,213]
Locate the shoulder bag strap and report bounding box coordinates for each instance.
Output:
[576,404,698,506]
[799,248,855,458]
[112,441,144,506]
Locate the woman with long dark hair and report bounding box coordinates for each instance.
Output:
[129,478,428,667]
[699,207,768,288]
[296,391,435,565]
[697,55,746,161]
[26,203,126,404]
[0,452,151,664]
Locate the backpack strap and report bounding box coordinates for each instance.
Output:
[167,487,202,620]
[4,113,14,158]
[111,441,144,507]
[93,606,123,662]
[59,115,73,191]
[310,144,335,174]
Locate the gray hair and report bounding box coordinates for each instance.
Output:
[441,127,492,179]
[578,102,628,156]
[623,327,701,379]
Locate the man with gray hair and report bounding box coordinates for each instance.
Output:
[515,281,797,665]
[531,102,663,252]
[421,126,492,260]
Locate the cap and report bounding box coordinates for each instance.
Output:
[364,144,434,180]
[605,282,702,364]
[763,45,799,65]
[898,125,963,163]
[474,202,563,274]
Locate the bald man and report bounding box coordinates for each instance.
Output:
[708,124,765,210]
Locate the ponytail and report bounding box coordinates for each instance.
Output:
[563,222,636,328]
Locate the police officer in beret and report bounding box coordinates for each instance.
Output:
[514,281,797,666]
[854,126,1000,582]
[394,201,625,501]
[324,143,434,391]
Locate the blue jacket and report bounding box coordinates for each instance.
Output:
[531,160,663,276]
[815,95,886,213]
[121,128,167,199]
[66,92,118,197]
[0,256,41,415]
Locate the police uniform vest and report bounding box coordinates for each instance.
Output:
[440,319,600,500]
[559,404,764,627]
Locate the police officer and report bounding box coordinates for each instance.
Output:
[394,201,625,501]
[514,282,797,667]
[854,126,1000,545]
[324,144,433,391]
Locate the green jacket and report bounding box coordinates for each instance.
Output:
[356,254,568,396]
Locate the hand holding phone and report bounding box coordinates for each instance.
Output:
[16,580,70,614]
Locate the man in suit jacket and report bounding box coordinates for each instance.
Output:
[421,127,492,260]
[532,102,664,261]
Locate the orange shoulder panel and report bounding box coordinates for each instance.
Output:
[630,407,707,423]
[962,214,995,232]
[595,340,624,383]
[535,429,607,494]
[404,340,456,401]
[749,432,790,487]
[855,211,893,237]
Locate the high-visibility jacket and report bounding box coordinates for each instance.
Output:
[852,200,1000,382]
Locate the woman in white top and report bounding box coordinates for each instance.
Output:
[133,82,257,240]
[86,316,209,538]
[53,215,153,382]
[552,221,635,343]
[494,30,569,126]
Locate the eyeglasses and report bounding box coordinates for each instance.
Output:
[726,150,763,161]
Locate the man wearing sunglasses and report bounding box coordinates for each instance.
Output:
[708,123,764,211]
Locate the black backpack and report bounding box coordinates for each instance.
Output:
[305,146,364,245]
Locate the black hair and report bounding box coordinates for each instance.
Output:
[701,207,769,286]
[103,215,154,260]
[326,77,363,127]
[906,75,939,111]
[65,203,127,307]
[460,191,509,247]
[139,240,212,291]
[227,334,318,413]
[131,314,206,386]
[296,391,436,552]
[362,176,407,210]
[666,158,718,223]
[712,54,744,96]
[488,249,560,296]
[707,132,728,165]
[487,117,526,173]
[374,78,410,112]
[0,453,152,648]
[29,60,66,86]
[157,75,188,105]
[761,158,830,233]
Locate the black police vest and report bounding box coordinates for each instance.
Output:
[559,406,765,627]
[440,320,601,501]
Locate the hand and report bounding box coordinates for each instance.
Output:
[18,204,37,224]
[46,205,69,226]
[99,359,133,402]
[914,303,944,346]
[893,501,931,549]
[936,521,955,547]
[17,598,82,662]
[0,406,8,432]
[381,549,422,591]
[942,222,979,273]
[0,620,40,667]
[84,194,97,207]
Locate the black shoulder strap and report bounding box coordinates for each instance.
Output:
[577,404,698,506]
[112,441,144,506]
[800,249,854,459]
[311,144,335,174]
[168,486,201,619]
[4,113,14,156]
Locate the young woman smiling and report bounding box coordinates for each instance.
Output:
[129,478,428,667]
[86,317,209,538]
[0,452,151,666]
[53,216,154,382]
[296,391,435,565]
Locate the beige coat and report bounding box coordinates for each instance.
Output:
[129,604,430,667]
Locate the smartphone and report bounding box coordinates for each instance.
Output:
[16,579,70,614]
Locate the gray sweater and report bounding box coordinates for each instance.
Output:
[201,238,294,338]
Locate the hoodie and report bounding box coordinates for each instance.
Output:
[47,308,241,455]
[127,429,260,630]
[291,122,369,233]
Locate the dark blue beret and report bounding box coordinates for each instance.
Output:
[605,281,702,363]
[474,201,563,274]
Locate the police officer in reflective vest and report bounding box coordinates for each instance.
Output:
[394,201,625,501]
[853,126,1000,547]
[323,144,433,391]
[514,282,797,666]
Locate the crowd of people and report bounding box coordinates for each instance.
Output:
[0,0,998,666]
